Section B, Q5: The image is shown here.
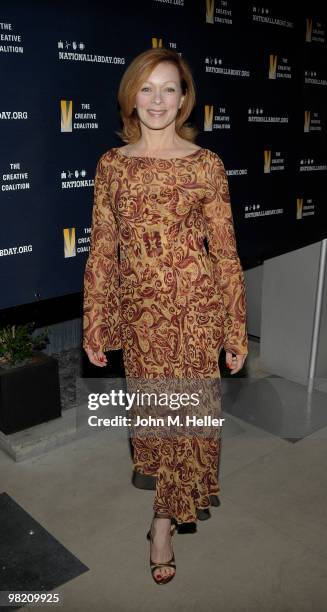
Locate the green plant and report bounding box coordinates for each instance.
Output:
[0,322,49,366]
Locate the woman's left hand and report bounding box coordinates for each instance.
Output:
[225,350,247,375]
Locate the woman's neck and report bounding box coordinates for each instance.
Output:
[134,128,184,153]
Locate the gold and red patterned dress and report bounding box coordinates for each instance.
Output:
[83,146,248,524]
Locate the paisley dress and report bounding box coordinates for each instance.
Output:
[83,146,248,524]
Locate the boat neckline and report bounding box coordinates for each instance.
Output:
[113,146,205,161]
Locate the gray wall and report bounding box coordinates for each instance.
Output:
[244,265,263,339]
[260,241,327,385]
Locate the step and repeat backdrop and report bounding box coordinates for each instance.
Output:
[1,0,326,310]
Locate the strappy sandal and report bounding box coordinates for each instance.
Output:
[147,518,176,584]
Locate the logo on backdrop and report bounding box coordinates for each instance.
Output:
[264,150,286,173]
[205,0,232,25]
[205,56,250,77]
[204,104,231,131]
[304,70,327,86]
[248,107,288,124]
[252,6,293,29]
[151,37,180,53]
[304,111,311,132]
[226,167,248,177]
[264,150,272,173]
[63,228,76,258]
[0,110,28,120]
[61,169,94,189]
[305,18,326,44]
[152,0,184,6]
[296,198,315,218]
[268,54,292,79]
[0,244,32,257]
[60,101,99,132]
[63,227,91,257]
[304,111,323,133]
[57,40,125,64]
[298,158,327,172]
[1,162,30,191]
[0,21,24,54]
[61,100,72,132]
[296,198,303,218]
[204,105,213,131]
[152,37,163,48]
[244,202,283,219]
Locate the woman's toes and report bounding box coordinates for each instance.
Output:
[155,568,169,581]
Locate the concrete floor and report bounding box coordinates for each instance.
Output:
[1,339,327,611]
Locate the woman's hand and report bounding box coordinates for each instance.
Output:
[85,348,108,367]
[225,350,247,375]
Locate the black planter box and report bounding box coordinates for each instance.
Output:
[0,352,62,435]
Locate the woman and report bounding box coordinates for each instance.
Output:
[83,47,248,584]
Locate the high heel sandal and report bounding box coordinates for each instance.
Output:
[147,518,176,585]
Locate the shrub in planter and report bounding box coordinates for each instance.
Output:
[0,323,62,434]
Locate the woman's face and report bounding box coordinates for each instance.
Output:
[134,61,185,131]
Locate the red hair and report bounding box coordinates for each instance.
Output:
[117,48,198,143]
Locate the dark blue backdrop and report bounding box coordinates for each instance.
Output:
[1,0,326,310]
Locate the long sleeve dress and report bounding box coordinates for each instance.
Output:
[83,146,248,525]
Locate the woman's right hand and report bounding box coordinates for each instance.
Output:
[85,348,108,367]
